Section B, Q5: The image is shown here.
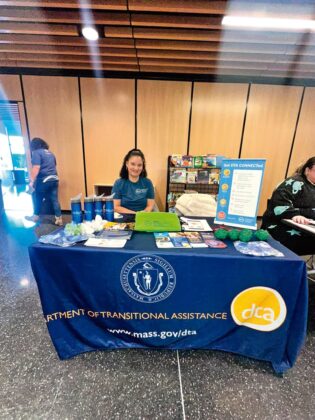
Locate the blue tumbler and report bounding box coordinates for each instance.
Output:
[94,197,104,218]
[71,198,82,224]
[105,199,114,221]
[84,197,95,221]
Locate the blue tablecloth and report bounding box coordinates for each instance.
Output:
[29,232,307,373]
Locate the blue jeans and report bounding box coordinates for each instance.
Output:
[34,180,61,217]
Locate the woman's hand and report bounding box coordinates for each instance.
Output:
[292,215,310,225]
[143,199,155,212]
[113,199,136,214]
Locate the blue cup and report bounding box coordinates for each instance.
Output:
[94,198,104,218]
[71,199,82,224]
[105,199,114,221]
[84,197,94,221]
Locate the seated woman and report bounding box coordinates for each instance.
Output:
[112,149,155,214]
[261,156,315,255]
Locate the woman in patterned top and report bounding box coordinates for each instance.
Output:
[262,156,315,255]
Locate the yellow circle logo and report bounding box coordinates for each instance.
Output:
[220,198,227,206]
[222,183,229,191]
[223,169,230,176]
[231,287,286,332]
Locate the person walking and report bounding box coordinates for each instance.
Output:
[25,137,63,226]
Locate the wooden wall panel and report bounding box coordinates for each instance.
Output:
[137,79,191,210]
[189,82,248,157]
[0,74,22,101]
[80,78,135,195]
[241,84,303,215]
[22,75,84,210]
[288,87,315,176]
[17,102,31,174]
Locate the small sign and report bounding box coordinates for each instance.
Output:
[214,159,266,229]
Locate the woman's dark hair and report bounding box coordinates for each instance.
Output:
[293,156,315,176]
[119,149,147,179]
[30,137,49,151]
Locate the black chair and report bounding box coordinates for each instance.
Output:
[306,255,315,282]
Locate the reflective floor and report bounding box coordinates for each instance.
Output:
[0,205,315,420]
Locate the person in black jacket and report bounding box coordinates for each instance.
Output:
[262,156,315,255]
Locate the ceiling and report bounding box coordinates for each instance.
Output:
[1,0,315,80]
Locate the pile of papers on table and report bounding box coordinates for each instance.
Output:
[84,230,133,248]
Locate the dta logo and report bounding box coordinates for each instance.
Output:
[231,286,287,331]
[120,255,176,303]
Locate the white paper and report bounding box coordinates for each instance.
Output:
[84,238,127,248]
[228,170,262,217]
[180,217,212,232]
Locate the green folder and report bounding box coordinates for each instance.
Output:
[135,212,181,232]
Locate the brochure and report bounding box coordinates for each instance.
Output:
[204,155,216,167]
[181,155,193,167]
[168,232,191,248]
[184,231,208,248]
[170,154,183,167]
[180,217,212,232]
[209,168,220,185]
[193,156,203,168]
[197,169,210,184]
[170,168,187,183]
[154,232,174,248]
[186,169,198,184]
[200,232,227,248]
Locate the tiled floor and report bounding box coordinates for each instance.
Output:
[1,210,315,420]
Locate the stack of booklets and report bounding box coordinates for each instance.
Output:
[84,230,132,248]
[154,232,226,249]
[170,154,223,169]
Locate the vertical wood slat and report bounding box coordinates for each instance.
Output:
[137,79,192,210]
[17,101,32,176]
[287,87,315,176]
[22,75,85,210]
[189,82,249,157]
[80,78,135,195]
[0,74,22,101]
[241,84,303,215]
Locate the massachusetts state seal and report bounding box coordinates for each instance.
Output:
[120,255,176,303]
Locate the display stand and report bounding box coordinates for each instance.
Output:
[166,155,223,212]
[214,159,266,229]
